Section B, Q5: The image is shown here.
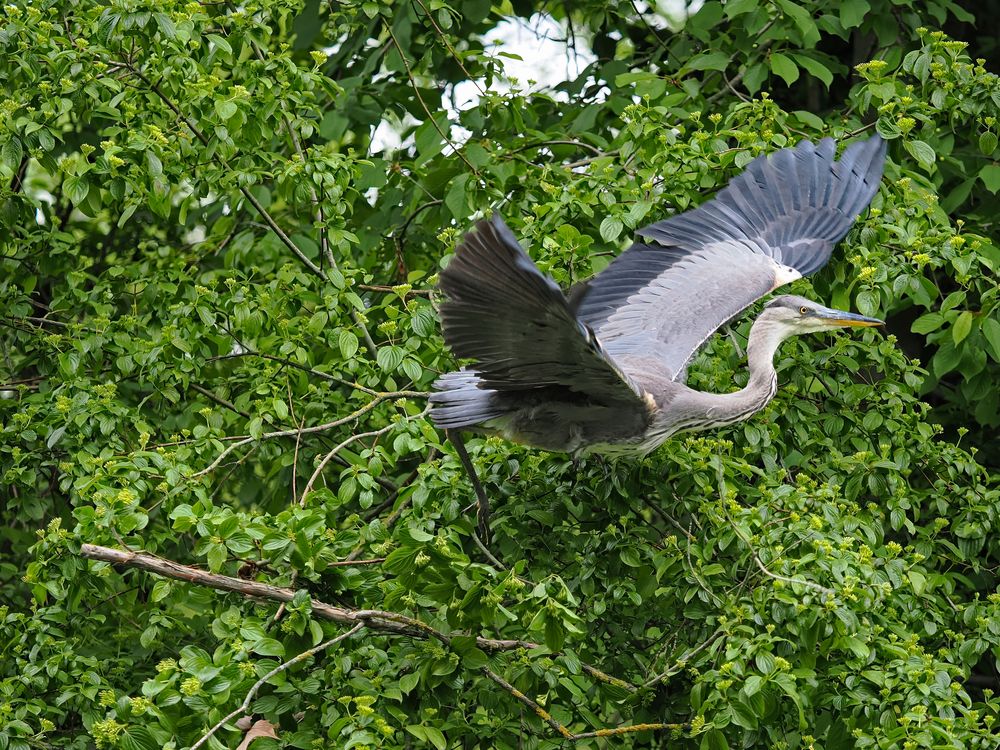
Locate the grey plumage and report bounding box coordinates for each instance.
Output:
[431,134,887,456]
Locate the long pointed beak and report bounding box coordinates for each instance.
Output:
[816,307,884,327]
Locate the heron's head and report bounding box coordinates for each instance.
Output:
[763,295,883,335]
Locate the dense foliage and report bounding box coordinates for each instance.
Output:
[2,0,1000,748]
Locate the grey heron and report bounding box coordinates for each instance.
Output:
[431,134,887,536]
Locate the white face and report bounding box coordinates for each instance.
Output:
[767,305,835,334]
[765,297,884,335]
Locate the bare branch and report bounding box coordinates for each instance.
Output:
[483,667,684,741]
[411,0,485,95]
[482,667,573,739]
[357,284,433,297]
[643,630,724,688]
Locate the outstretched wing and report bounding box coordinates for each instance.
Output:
[572,135,887,379]
[435,215,648,410]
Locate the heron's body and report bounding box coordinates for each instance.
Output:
[431,135,888,458]
[439,310,786,457]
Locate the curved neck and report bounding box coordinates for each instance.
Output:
[666,317,790,436]
[745,316,787,393]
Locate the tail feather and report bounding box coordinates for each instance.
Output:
[430,370,505,429]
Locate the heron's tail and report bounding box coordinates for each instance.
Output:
[429,370,504,429]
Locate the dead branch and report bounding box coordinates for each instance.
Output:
[80,544,648,740]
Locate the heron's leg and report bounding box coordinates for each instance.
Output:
[446,429,492,542]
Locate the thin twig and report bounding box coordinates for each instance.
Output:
[483,667,683,741]
[483,667,573,738]
[123,65,326,278]
[385,26,478,174]
[412,0,485,95]
[299,406,431,503]
[123,60,378,355]
[358,284,433,296]
[508,139,605,157]
[190,383,251,419]
[208,349,382,395]
[194,392,427,479]
[643,630,725,688]
[725,513,835,596]
[190,623,364,750]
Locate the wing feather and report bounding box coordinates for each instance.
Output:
[434,215,647,413]
[573,135,887,379]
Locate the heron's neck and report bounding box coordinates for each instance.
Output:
[671,318,788,434]
[744,316,788,394]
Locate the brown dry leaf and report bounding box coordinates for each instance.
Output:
[235,719,279,750]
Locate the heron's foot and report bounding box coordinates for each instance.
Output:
[476,495,492,544]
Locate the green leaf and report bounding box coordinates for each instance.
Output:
[700,729,730,750]
[153,12,176,38]
[685,52,731,72]
[120,727,158,750]
[207,33,232,56]
[215,100,238,120]
[980,164,1000,193]
[912,312,944,334]
[599,216,623,243]
[414,117,447,164]
[769,53,799,86]
[743,675,764,696]
[979,131,998,156]
[982,317,1000,362]
[253,638,286,657]
[952,311,973,344]
[773,0,819,44]
[376,345,404,372]
[339,329,359,359]
[399,672,420,693]
[146,149,162,178]
[427,727,448,750]
[207,543,227,572]
[445,173,470,219]
[1,136,23,170]
[64,175,90,205]
[904,139,936,169]
[856,290,877,317]
[724,0,757,17]
[839,0,870,28]
[743,63,768,94]
[790,53,834,87]
[730,699,759,729]
[544,614,565,651]
[932,341,962,377]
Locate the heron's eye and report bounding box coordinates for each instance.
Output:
[799,306,809,314]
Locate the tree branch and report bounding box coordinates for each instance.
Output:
[385,26,479,175]
[82,541,657,741]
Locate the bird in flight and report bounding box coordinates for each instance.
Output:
[431,134,887,533]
